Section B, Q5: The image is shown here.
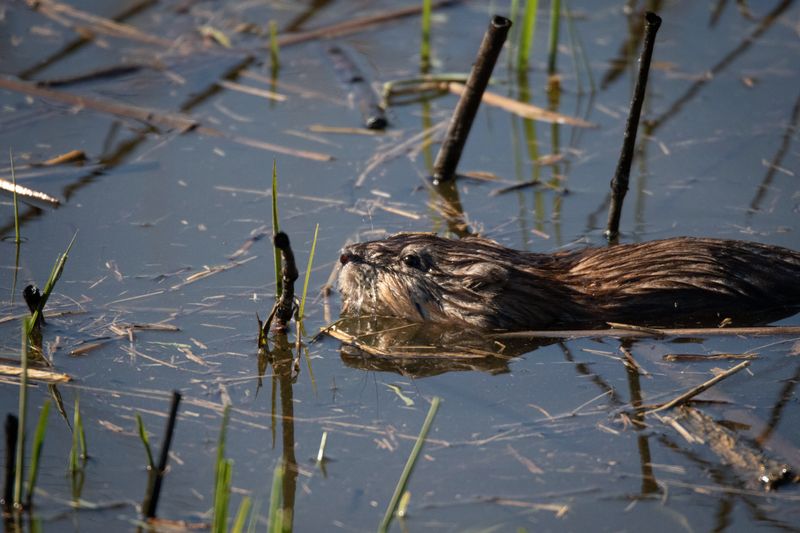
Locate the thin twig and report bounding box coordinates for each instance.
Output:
[647,361,750,413]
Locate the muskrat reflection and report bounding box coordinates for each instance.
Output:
[330,316,551,378]
[338,233,800,331]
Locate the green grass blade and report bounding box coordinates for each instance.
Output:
[231,495,251,533]
[547,0,561,75]
[420,0,432,70]
[212,405,231,533]
[271,161,282,298]
[135,414,155,470]
[25,400,51,507]
[68,395,83,472]
[267,462,284,533]
[30,233,77,329]
[517,0,539,72]
[269,20,280,70]
[10,149,20,244]
[14,316,33,505]
[379,397,441,533]
[297,223,319,321]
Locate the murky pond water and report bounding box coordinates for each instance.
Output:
[1,0,799,530]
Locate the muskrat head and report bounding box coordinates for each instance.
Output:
[337,233,513,327]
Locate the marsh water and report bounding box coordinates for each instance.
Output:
[1,0,799,530]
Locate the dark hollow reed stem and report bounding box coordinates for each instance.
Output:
[142,391,181,520]
[273,232,299,332]
[432,15,511,184]
[3,415,18,512]
[605,12,661,242]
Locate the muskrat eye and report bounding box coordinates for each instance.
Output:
[402,254,424,271]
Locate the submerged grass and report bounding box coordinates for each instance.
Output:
[517,0,539,72]
[379,397,441,532]
[271,161,282,299]
[25,400,50,507]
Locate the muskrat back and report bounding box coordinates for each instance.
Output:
[337,234,800,330]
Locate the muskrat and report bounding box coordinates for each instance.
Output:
[338,233,800,331]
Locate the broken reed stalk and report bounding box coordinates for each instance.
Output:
[604,12,661,241]
[272,232,299,332]
[3,415,18,512]
[379,397,441,533]
[142,390,181,519]
[648,360,750,413]
[268,20,280,71]
[432,16,512,183]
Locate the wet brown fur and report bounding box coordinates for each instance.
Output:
[338,233,800,330]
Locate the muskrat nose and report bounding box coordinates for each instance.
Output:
[340,252,362,265]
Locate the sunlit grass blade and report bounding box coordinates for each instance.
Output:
[25,400,51,507]
[30,232,77,330]
[271,161,282,299]
[420,0,432,70]
[10,149,20,244]
[135,414,155,470]
[379,397,440,533]
[269,20,280,71]
[297,223,319,321]
[517,0,539,72]
[547,0,561,75]
[246,496,261,533]
[212,405,231,533]
[231,496,251,533]
[267,462,284,533]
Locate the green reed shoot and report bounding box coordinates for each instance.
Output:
[135,414,155,470]
[246,497,261,533]
[13,316,33,506]
[29,232,77,331]
[267,462,284,533]
[10,149,20,244]
[25,400,51,507]
[547,0,561,75]
[231,496,252,533]
[420,0,432,70]
[379,397,441,533]
[269,20,280,70]
[68,395,86,472]
[297,223,319,321]
[517,0,539,72]
[271,161,282,299]
[212,405,232,533]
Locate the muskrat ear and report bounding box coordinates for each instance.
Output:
[458,262,509,292]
